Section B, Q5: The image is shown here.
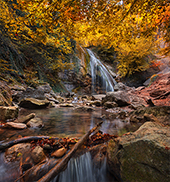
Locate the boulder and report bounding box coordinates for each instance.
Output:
[31,146,46,164]
[14,113,36,124]
[27,117,43,128]
[90,100,102,106]
[0,106,18,121]
[5,143,31,162]
[18,98,50,109]
[107,122,170,182]
[103,101,118,109]
[89,144,107,169]
[129,106,170,125]
[102,91,146,108]
[44,93,59,104]
[12,83,54,103]
[5,122,27,129]
[0,81,12,106]
[60,103,74,107]
[91,94,106,101]
[114,82,133,92]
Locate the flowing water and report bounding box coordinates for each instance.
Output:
[0,106,131,182]
[52,152,114,182]
[87,49,117,94]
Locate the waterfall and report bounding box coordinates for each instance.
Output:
[87,49,117,94]
[52,152,114,182]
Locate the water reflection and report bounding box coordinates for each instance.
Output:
[18,107,127,138]
[0,107,132,182]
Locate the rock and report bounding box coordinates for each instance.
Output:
[27,117,43,128]
[9,85,26,91]
[90,100,102,106]
[51,147,67,158]
[74,106,95,112]
[60,103,74,107]
[44,93,60,104]
[135,86,145,91]
[107,122,170,182]
[0,106,18,121]
[114,82,133,92]
[0,81,12,106]
[5,122,27,129]
[36,83,52,94]
[129,106,170,125]
[102,91,146,108]
[149,89,166,97]
[18,98,50,109]
[55,96,65,103]
[14,113,36,124]
[31,146,46,164]
[12,83,54,103]
[89,144,107,169]
[5,143,31,162]
[103,101,118,109]
[91,94,106,101]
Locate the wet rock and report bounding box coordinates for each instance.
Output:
[51,147,67,158]
[14,113,36,124]
[102,91,146,108]
[27,117,43,128]
[18,98,50,109]
[107,122,170,182]
[31,146,46,164]
[129,106,170,125]
[44,93,60,104]
[89,144,107,169]
[90,100,102,106]
[0,106,18,121]
[60,103,74,107]
[5,122,27,129]
[104,101,118,109]
[74,106,95,112]
[55,96,65,103]
[0,81,12,106]
[5,143,31,162]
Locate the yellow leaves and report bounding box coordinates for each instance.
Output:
[116,36,157,77]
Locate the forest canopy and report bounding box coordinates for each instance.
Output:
[0,0,170,77]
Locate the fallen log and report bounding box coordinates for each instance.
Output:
[15,158,60,182]
[0,136,59,150]
[38,121,103,182]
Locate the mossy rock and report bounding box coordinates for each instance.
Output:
[107,122,170,182]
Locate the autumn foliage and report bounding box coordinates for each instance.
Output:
[0,0,169,80]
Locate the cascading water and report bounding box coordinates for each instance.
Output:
[87,49,117,94]
[52,152,114,182]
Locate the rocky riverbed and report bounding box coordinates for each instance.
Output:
[0,71,170,182]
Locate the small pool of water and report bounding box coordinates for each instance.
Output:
[16,106,128,138]
[0,106,138,182]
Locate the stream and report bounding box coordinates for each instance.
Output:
[0,106,132,182]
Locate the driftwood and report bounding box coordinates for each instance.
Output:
[37,121,103,182]
[0,136,59,150]
[15,158,60,182]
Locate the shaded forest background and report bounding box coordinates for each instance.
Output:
[0,0,169,91]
